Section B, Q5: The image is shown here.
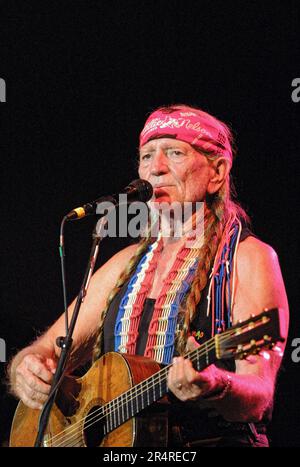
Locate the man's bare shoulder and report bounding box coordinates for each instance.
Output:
[235,235,282,299]
[107,242,141,268]
[92,242,141,284]
[233,235,288,328]
[237,235,278,270]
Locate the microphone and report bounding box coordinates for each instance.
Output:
[65,179,153,221]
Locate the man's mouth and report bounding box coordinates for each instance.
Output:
[153,183,172,188]
[153,187,170,198]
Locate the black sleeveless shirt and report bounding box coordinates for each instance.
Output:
[104,225,253,357]
[102,226,269,447]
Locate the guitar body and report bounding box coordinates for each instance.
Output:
[10,352,169,447]
[10,308,283,447]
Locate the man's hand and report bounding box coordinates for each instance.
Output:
[167,336,224,401]
[12,354,57,409]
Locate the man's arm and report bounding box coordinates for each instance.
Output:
[8,244,139,409]
[214,236,289,422]
[168,236,289,423]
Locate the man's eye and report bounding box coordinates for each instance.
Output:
[168,150,184,157]
[141,154,151,161]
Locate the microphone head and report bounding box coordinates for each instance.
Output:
[126,179,153,202]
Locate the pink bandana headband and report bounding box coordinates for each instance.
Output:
[139,107,232,163]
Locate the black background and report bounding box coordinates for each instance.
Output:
[1,0,299,447]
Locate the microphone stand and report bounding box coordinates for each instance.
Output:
[34,215,108,447]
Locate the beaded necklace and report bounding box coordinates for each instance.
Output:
[113,216,242,364]
[114,233,203,364]
[206,216,242,336]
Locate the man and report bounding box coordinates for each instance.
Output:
[9,104,289,446]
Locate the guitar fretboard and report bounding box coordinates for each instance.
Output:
[102,339,217,434]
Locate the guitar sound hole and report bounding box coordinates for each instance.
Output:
[83,405,105,447]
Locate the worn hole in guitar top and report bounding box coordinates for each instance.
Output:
[83,405,105,447]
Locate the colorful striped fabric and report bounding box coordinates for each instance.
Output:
[114,234,203,364]
[114,216,242,364]
[206,217,242,336]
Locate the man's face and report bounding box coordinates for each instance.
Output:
[138,138,214,205]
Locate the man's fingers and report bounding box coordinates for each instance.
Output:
[20,392,44,410]
[22,355,55,384]
[18,367,52,395]
[22,381,49,403]
[183,358,199,384]
[186,336,200,352]
[46,358,57,374]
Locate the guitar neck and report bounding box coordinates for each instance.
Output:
[9,308,282,447]
[103,337,217,434]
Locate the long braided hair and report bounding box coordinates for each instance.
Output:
[92,234,152,361]
[92,104,250,361]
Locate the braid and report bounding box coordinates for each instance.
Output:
[92,235,152,362]
[91,177,248,361]
[176,189,227,355]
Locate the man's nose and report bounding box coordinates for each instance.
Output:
[150,151,169,176]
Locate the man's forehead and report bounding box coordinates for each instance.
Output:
[140,138,192,151]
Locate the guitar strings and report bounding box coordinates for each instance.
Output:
[49,327,246,447]
[48,339,226,446]
[46,327,242,447]
[64,323,268,448]
[49,309,272,447]
[54,321,263,448]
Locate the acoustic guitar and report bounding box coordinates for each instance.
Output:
[10,308,284,447]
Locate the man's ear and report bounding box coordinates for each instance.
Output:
[207,157,231,194]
